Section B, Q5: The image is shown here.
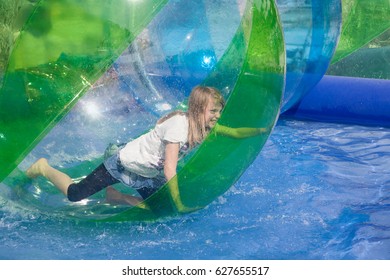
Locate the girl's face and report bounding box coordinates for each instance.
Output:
[204,97,223,129]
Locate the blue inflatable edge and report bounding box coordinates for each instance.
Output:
[282,75,390,128]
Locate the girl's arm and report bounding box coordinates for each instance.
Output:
[213,123,270,139]
[163,142,180,182]
[164,142,196,213]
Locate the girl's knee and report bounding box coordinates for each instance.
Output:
[67,184,84,202]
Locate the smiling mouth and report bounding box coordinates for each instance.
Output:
[209,121,217,127]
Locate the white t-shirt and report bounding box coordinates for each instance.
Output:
[119,114,189,178]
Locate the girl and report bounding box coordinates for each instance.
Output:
[26,86,267,212]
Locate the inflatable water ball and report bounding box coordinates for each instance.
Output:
[0,0,285,221]
[277,0,341,112]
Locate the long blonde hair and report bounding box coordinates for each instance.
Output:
[157,86,225,148]
[187,86,225,148]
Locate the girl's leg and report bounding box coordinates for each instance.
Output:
[67,163,119,201]
[27,158,119,202]
[105,186,145,207]
[26,158,73,196]
[105,178,161,208]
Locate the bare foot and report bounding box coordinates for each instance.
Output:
[26,158,48,178]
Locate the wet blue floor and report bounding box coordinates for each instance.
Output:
[1,119,389,260]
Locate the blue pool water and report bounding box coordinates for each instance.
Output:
[1,118,389,260]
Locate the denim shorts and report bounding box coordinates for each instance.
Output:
[103,153,166,197]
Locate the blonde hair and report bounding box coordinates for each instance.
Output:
[187,86,225,148]
[157,86,225,148]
